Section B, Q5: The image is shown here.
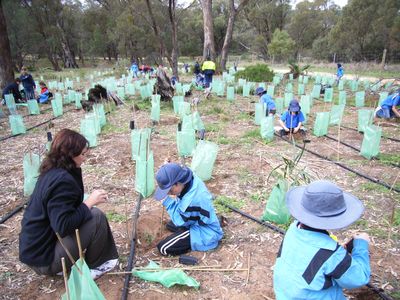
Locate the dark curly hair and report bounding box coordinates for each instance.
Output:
[40,129,88,175]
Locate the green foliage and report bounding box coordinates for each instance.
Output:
[101,123,129,134]
[242,129,261,139]
[360,182,392,194]
[288,61,310,79]
[106,211,127,222]
[234,64,274,83]
[268,29,295,61]
[214,195,245,214]
[377,153,400,166]
[393,208,400,227]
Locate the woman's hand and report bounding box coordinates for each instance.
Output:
[84,189,108,209]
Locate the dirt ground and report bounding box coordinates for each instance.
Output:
[0,72,399,300]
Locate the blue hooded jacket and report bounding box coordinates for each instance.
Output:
[162,175,223,251]
[20,74,36,92]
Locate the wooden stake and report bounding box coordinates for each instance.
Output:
[159,207,165,237]
[56,232,82,275]
[75,229,84,262]
[107,267,248,275]
[61,257,70,300]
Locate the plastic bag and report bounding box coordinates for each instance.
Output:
[135,151,155,197]
[323,88,333,102]
[27,100,40,115]
[226,86,235,101]
[133,261,200,289]
[262,179,291,224]
[254,103,266,125]
[172,96,184,114]
[357,109,374,133]
[23,153,41,197]
[260,116,274,142]
[151,95,161,122]
[360,125,381,159]
[131,128,151,161]
[191,140,219,181]
[51,98,63,117]
[177,129,196,157]
[355,91,365,107]
[9,115,26,135]
[339,91,346,105]
[329,104,345,126]
[61,259,106,300]
[313,112,330,137]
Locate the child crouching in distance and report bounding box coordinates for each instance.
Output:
[154,163,223,256]
[274,180,370,299]
[36,81,51,104]
[374,89,400,120]
[255,87,276,116]
[277,99,306,136]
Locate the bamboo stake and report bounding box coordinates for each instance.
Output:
[159,207,164,237]
[55,232,82,275]
[75,229,84,262]
[107,267,248,275]
[246,253,251,285]
[61,257,70,300]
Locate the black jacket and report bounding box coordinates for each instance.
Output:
[2,82,22,101]
[19,168,92,267]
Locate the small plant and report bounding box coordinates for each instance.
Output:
[242,129,261,139]
[234,64,274,83]
[106,211,127,223]
[288,60,310,79]
[214,195,245,214]
[144,232,155,245]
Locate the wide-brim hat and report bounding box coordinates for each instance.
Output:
[154,163,192,201]
[286,180,364,230]
[288,100,300,112]
[255,87,266,95]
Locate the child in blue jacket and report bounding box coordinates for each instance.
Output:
[20,66,36,100]
[154,163,223,256]
[274,180,370,300]
[255,87,276,116]
[278,100,306,136]
[374,90,400,119]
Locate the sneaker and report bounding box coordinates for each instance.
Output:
[90,258,118,280]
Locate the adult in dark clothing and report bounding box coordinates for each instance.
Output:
[20,66,36,100]
[193,60,201,75]
[19,129,118,279]
[2,78,23,103]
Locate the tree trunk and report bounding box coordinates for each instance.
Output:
[220,0,250,71]
[47,51,61,71]
[200,0,216,60]
[168,0,179,80]
[0,1,15,88]
[56,17,78,68]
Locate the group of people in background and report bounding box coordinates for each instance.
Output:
[2,66,51,105]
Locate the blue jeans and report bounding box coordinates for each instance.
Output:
[203,71,213,88]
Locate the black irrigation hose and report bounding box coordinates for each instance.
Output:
[221,203,394,300]
[0,201,28,224]
[0,108,75,142]
[324,135,400,169]
[275,134,400,193]
[341,125,400,143]
[121,193,143,300]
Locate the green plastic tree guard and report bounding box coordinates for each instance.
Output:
[355,91,365,107]
[313,112,330,137]
[339,91,346,105]
[9,114,26,135]
[338,80,344,91]
[284,93,293,107]
[192,112,205,131]
[267,85,275,97]
[254,103,266,125]
[262,179,291,224]
[379,92,388,103]
[27,100,40,115]
[172,96,184,114]
[131,128,151,161]
[350,80,359,92]
[93,104,106,128]
[300,95,311,115]
[311,85,321,99]
[135,151,155,198]
[51,98,63,117]
[298,83,305,96]
[191,140,219,181]
[177,129,196,157]
[303,76,309,84]
[260,116,274,142]
[360,125,382,159]
[61,259,106,300]
[5,94,17,114]
[275,98,284,114]
[226,86,235,101]
[151,95,161,122]
[178,102,191,120]
[182,115,194,131]
[329,104,345,126]
[75,93,83,109]
[324,88,333,102]
[357,109,374,133]
[242,84,250,97]
[285,83,293,93]
[126,83,135,95]
[23,153,41,196]
[80,117,98,148]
